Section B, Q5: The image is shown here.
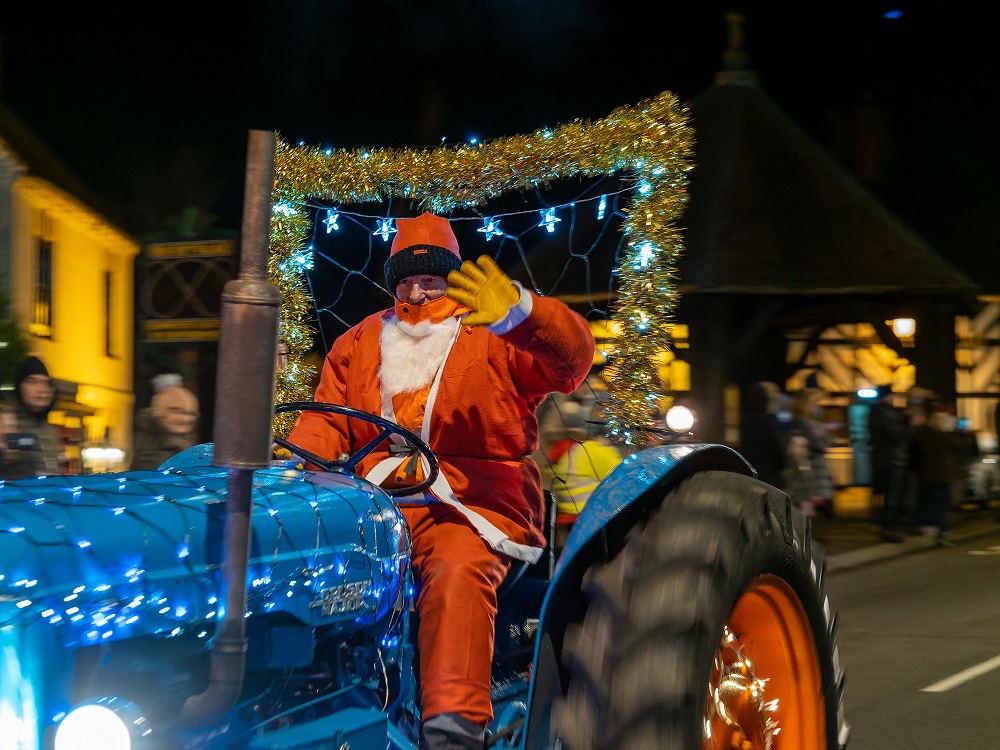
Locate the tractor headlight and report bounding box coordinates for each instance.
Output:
[54,697,151,750]
[665,405,696,433]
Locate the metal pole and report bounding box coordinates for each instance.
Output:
[181,129,280,727]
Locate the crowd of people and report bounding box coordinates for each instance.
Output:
[869,385,977,545]
[1,354,200,481]
[738,379,982,545]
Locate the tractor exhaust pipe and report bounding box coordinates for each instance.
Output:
[180,129,281,727]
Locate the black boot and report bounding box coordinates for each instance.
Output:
[421,713,486,750]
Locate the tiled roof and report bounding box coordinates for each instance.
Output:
[677,78,975,296]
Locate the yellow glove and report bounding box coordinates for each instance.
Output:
[446,255,520,327]
[272,444,302,468]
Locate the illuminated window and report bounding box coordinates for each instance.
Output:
[104,270,116,357]
[31,238,53,338]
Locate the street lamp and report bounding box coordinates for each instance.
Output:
[891,318,915,338]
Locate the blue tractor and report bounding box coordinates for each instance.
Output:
[0,132,849,749]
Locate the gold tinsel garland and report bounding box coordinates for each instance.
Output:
[270,91,693,443]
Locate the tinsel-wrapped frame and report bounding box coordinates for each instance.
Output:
[270,91,693,443]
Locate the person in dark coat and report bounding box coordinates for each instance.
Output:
[910,397,966,545]
[739,381,786,489]
[868,385,913,539]
[0,356,63,480]
[130,376,200,470]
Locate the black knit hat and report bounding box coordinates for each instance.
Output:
[384,213,463,297]
[14,355,54,412]
[16,355,49,384]
[384,245,464,295]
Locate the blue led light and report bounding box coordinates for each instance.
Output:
[9,526,24,533]
[293,248,315,271]
[538,208,560,233]
[324,210,340,232]
[477,217,504,241]
[637,181,652,195]
[597,194,607,220]
[633,241,656,270]
[373,218,397,241]
[883,9,903,18]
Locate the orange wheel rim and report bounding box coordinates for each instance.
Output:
[704,574,825,749]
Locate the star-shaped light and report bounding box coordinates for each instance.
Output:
[596,194,607,220]
[633,241,656,270]
[373,218,397,242]
[477,217,504,241]
[537,208,560,233]
[324,210,340,233]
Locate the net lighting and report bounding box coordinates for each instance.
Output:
[271,91,694,442]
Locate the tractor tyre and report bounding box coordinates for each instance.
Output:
[553,470,849,749]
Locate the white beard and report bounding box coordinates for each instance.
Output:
[379,316,459,398]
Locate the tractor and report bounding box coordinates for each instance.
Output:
[0,131,848,749]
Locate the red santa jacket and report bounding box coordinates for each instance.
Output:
[288,292,594,553]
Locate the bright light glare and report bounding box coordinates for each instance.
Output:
[857,388,878,399]
[891,317,915,337]
[665,405,695,432]
[81,447,125,461]
[55,705,131,750]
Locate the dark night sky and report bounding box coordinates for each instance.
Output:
[1,0,998,290]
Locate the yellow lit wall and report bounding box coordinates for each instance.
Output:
[8,177,139,452]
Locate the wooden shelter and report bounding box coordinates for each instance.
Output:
[678,59,975,441]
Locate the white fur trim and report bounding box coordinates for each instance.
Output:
[379,315,460,398]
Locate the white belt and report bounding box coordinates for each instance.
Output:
[365,456,543,564]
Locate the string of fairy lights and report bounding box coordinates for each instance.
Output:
[0,467,405,648]
[296,182,633,349]
[270,91,694,444]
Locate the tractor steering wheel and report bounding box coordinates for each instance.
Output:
[273,401,440,497]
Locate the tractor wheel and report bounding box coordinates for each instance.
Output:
[553,470,849,749]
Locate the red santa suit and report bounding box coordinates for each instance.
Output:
[288,215,594,730]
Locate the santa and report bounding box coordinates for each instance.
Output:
[289,211,594,749]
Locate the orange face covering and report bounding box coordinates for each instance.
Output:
[394,295,469,325]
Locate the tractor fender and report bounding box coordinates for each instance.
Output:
[521,443,753,749]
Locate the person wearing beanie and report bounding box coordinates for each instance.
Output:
[289,211,595,750]
[0,355,63,480]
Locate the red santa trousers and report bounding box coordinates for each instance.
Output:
[402,503,512,726]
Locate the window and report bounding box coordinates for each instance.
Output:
[31,238,53,338]
[104,269,117,357]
